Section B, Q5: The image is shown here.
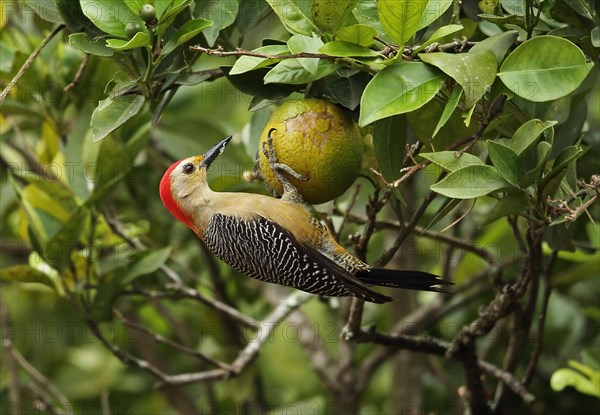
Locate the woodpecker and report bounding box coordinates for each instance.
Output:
[159,135,449,303]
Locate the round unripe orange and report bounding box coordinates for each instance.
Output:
[257,98,363,204]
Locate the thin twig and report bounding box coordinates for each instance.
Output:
[522,251,556,386]
[64,53,90,93]
[0,24,66,105]
[114,309,233,371]
[1,297,22,415]
[355,329,535,404]
[158,291,313,386]
[4,342,72,414]
[121,287,260,330]
[191,45,337,60]
[84,318,169,382]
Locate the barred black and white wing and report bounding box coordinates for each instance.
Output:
[203,213,392,303]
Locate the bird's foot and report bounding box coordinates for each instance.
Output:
[262,128,307,204]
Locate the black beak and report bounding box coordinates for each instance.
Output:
[200,135,232,168]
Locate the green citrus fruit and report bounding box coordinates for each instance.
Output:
[139,4,156,22]
[258,98,363,204]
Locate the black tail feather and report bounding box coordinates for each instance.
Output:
[356,268,452,293]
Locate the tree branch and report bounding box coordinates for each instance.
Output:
[0,24,66,104]
[158,291,313,386]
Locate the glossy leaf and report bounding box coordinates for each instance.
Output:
[430,165,511,198]
[264,58,338,84]
[106,32,150,50]
[432,85,462,138]
[0,265,60,292]
[162,18,212,55]
[469,30,518,64]
[288,34,324,74]
[413,24,463,54]
[373,115,406,185]
[353,0,387,41]
[230,45,290,75]
[69,33,113,56]
[265,0,321,36]
[416,0,453,31]
[420,51,497,107]
[319,41,379,57]
[90,95,145,142]
[420,151,484,172]
[311,0,357,32]
[487,141,521,188]
[482,192,529,225]
[551,364,600,397]
[359,62,445,126]
[336,24,378,46]
[80,0,142,38]
[499,36,594,102]
[510,119,556,155]
[379,0,428,45]
[197,0,238,46]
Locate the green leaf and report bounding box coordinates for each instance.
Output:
[521,141,551,187]
[336,24,378,47]
[0,265,60,292]
[592,26,600,48]
[487,141,521,188]
[353,0,387,41]
[120,247,172,285]
[430,165,511,199]
[478,0,499,15]
[288,34,324,74]
[56,0,101,34]
[319,41,379,57]
[499,36,594,102]
[322,71,369,110]
[373,115,406,200]
[0,44,15,72]
[230,45,290,75]
[422,198,462,232]
[420,51,497,107]
[93,248,172,321]
[551,366,600,397]
[225,67,300,99]
[80,0,142,38]
[416,0,453,31]
[510,119,557,155]
[106,32,150,50]
[482,192,529,225]
[69,33,113,56]
[379,0,429,45]
[359,62,445,126]
[469,30,518,64]
[87,133,142,202]
[420,151,484,172]
[264,58,338,84]
[197,0,238,46]
[44,206,89,270]
[540,145,585,199]
[158,0,194,38]
[162,18,213,55]
[123,0,144,15]
[311,0,357,32]
[265,0,321,36]
[90,95,145,142]
[413,24,463,54]
[432,85,462,138]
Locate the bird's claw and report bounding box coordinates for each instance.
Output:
[262,128,306,204]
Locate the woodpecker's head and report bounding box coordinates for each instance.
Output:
[159,136,232,230]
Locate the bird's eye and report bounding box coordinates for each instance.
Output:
[182,163,195,175]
